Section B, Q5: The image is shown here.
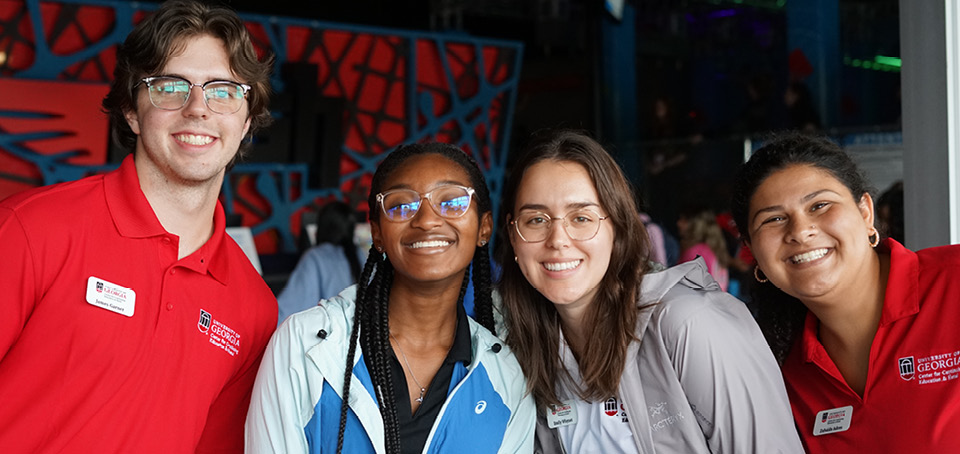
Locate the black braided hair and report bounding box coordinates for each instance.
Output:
[334,142,496,453]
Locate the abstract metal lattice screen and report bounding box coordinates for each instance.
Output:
[0,0,523,254]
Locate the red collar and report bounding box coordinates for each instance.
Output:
[103,155,230,285]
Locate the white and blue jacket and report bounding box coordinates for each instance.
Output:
[246,285,536,453]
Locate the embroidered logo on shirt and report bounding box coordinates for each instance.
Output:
[475,401,487,414]
[649,401,667,417]
[604,398,618,416]
[649,402,684,432]
[899,356,915,380]
[198,309,212,333]
[197,309,241,357]
[904,350,960,385]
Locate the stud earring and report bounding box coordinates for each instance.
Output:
[479,240,487,247]
[754,266,768,283]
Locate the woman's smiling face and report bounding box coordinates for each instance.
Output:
[509,159,615,316]
[371,153,491,287]
[747,164,876,304]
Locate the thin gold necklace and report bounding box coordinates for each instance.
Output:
[390,333,427,403]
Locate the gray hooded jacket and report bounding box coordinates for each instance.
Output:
[533,258,804,453]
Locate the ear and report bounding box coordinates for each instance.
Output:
[370,221,383,252]
[506,214,520,251]
[124,108,141,136]
[478,211,493,246]
[858,192,876,230]
[242,115,252,139]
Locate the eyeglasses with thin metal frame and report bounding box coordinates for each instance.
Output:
[376,184,476,222]
[137,76,251,114]
[511,209,609,243]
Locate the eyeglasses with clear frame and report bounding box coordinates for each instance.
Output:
[376,184,476,222]
[137,76,251,114]
[511,209,609,242]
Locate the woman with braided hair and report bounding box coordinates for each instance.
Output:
[246,142,535,453]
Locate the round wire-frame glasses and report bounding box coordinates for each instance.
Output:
[511,209,608,242]
[376,184,476,222]
[138,76,251,114]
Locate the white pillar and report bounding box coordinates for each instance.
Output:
[899,0,960,247]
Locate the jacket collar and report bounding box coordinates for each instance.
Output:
[639,257,720,306]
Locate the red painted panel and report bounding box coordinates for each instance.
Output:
[0,78,109,199]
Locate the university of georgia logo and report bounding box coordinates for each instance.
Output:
[899,356,915,380]
[198,309,212,333]
[604,398,618,416]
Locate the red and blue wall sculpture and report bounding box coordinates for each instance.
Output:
[0,0,523,254]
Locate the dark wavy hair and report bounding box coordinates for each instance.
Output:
[731,132,875,362]
[335,142,496,453]
[495,130,651,406]
[102,0,273,159]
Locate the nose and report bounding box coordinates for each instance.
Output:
[786,217,816,243]
[543,219,571,249]
[409,201,443,230]
[182,85,208,117]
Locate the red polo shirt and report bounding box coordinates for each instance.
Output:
[0,156,277,453]
[783,239,960,452]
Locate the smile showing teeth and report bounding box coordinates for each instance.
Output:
[410,240,451,249]
[543,260,581,272]
[790,248,828,264]
[175,134,214,146]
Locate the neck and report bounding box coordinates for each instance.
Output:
[556,305,590,360]
[136,160,223,259]
[807,251,890,396]
[388,277,462,345]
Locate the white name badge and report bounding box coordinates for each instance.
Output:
[546,400,578,429]
[85,276,136,317]
[813,405,853,436]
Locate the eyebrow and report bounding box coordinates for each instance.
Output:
[382,180,467,192]
[159,73,241,84]
[750,189,842,225]
[517,201,600,212]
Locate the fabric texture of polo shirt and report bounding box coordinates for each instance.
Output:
[783,238,960,452]
[0,155,278,453]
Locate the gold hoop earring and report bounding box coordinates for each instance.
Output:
[869,227,880,248]
[754,266,768,283]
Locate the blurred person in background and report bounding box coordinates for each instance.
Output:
[276,201,364,325]
[677,207,732,291]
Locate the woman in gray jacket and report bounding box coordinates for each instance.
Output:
[495,130,804,453]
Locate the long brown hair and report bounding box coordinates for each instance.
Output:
[495,130,651,406]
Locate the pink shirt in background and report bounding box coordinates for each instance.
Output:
[680,243,729,291]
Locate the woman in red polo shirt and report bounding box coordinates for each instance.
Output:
[731,132,960,452]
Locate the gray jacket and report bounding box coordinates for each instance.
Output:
[534,259,804,453]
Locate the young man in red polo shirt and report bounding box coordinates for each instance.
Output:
[0,1,277,451]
